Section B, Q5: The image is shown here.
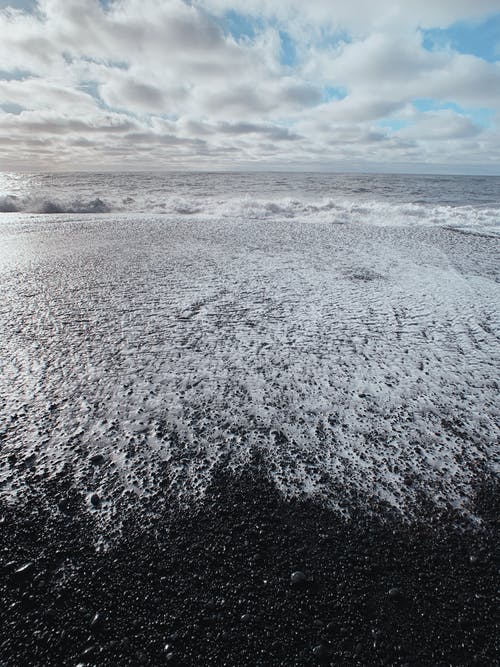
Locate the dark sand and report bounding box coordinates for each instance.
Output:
[0,457,497,666]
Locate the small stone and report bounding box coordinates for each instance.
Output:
[90,493,101,508]
[90,454,105,465]
[90,612,103,630]
[44,608,57,623]
[58,498,72,513]
[290,571,307,586]
[388,587,403,600]
[13,562,34,580]
[312,644,329,659]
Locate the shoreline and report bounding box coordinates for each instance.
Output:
[0,460,497,666]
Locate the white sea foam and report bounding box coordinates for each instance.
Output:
[0,194,111,214]
[0,193,499,237]
[0,211,498,528]
[0,171,499,235]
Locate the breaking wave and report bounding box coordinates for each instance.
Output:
[0,195,111,214]
[0,192,498,236]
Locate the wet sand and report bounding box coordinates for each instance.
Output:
[0,457,497,666]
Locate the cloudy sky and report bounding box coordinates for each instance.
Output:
[0,0,499,173]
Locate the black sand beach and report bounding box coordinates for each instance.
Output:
[1,187,498,666]
[0,456,497,666]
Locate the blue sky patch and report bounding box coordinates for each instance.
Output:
[413,98,495,128]
[0,0,36,10]
[422,14,500,63]
[0,102,24,114]
[222,11,298,66]
[223,10,260,41]
[79,81,101,99]
[278,30,296,67]
[413,99,462,113]
[0,69,32,81]
[377,119,410,132]
[323,86,347,102]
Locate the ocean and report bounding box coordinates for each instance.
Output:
[1,171,499,235]
[0,171,498,524]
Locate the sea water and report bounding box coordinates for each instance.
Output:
[0,172,498,524]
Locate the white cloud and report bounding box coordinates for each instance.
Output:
[196,0,500,33]
[399,110,482,141]
[0,0,498,171]
[0,78,99,112]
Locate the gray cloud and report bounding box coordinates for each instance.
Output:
[0,0,498,171]
[218,121,300,140]
[99,78,169,113]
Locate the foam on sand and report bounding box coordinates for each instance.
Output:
[0,213,498,529]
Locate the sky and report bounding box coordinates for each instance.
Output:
[0,0,499,173]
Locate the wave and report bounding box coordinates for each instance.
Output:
[0,195,111,214]
[1,192,498,236]
[216,197,500,236]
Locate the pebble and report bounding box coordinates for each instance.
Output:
[388,587,404,600]
[90,454,105,466]
[290,571,307,586]
[58,498,72,513]
[44,608,57,623]
[90,612,103,630]
[90,494,101,508]
[81,645,96,657]
[312,643,329,659]
[13,563,34,580]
